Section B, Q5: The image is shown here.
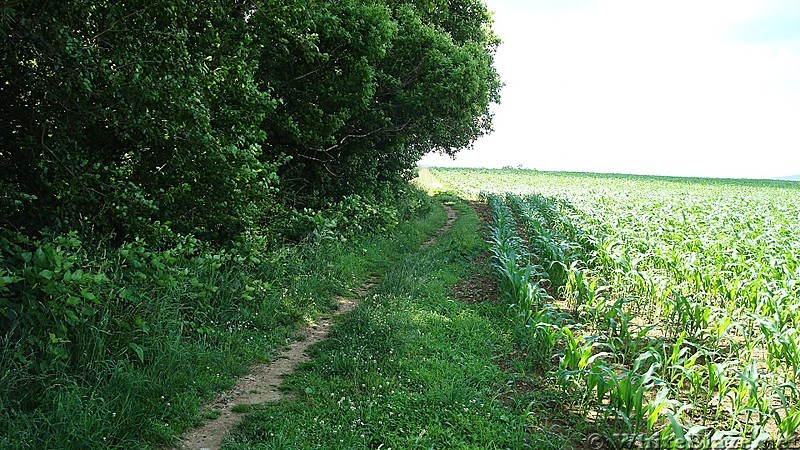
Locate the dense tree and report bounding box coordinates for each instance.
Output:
[1,0,500,242]
[1,1,280,242]
[251,0,501,207]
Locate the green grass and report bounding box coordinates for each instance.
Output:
[231,404,256,414]
[222,199,586,449]
[1,186,601,448]
[0,190,445,449]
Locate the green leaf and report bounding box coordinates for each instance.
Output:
[64,310,79,324]
[129,342,144,363]
[0,275,22,287]
[664,412,686,443]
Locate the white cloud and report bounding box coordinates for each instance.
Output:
[420,0,800,178]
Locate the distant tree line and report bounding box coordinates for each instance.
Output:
[1,0,500,245]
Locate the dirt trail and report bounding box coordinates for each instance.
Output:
[421,203,457,248]
[177,203,457,450]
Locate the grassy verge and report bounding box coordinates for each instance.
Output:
[222,199,588,449]
[1,191,443,449]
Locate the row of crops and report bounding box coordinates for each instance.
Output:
[438,168,800,447]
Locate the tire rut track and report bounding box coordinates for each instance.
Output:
[177,202,457,450]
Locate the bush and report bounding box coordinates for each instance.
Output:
[0,230,113,376]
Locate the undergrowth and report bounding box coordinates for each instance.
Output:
[222,199,587,449]
[0,187,436,449]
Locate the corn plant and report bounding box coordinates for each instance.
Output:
[487,194,550,332]
[602,357,661,434]
[452,169,800,444]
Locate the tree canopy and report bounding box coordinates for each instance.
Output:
[1,0,500,243]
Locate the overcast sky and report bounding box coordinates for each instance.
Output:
[419,0,800,179]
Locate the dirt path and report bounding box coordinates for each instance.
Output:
[177,203,458,450]
[421,203,457,249]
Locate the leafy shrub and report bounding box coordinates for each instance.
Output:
[0,230,113,375]
[291,195,399,243]
[287,185,433,243]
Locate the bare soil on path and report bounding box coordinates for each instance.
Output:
[177,203,457,450]
[421,202,457,249]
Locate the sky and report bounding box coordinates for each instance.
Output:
[419,0,800,179]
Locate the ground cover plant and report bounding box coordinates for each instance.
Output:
[433,167,800,448]
[222,198,585,449]
[0,190,436,448]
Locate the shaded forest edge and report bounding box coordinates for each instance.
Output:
[0,1,499,447]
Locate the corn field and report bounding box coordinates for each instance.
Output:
[434,168,800,448]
